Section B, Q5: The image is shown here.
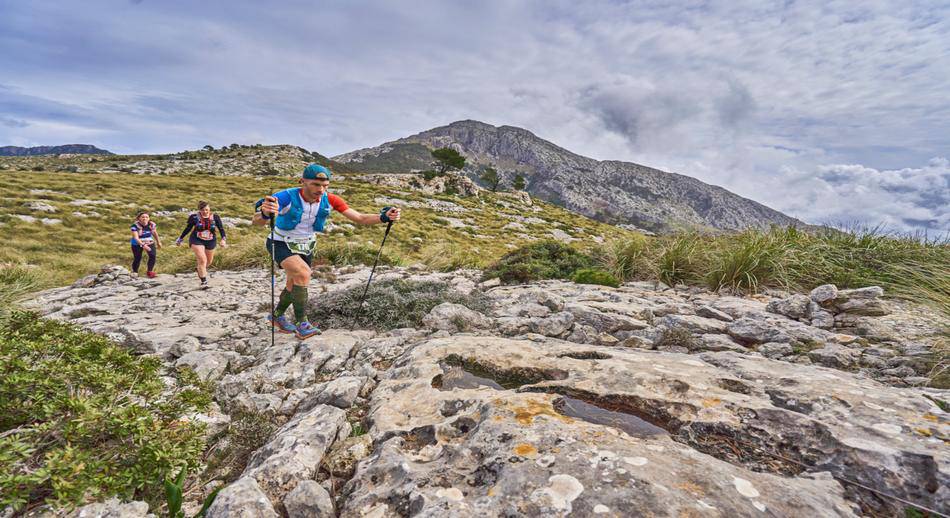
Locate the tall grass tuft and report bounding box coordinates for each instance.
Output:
[0,265,41,321]
[705,229,791,293]
[594,235,655,282]
[592,225,949,318]
[656,233,703,287]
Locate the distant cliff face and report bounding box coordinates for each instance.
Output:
[0,144,112,156]
[334,120,805,232]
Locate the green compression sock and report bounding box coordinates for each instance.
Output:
[274,288,293,316]
[291,285,309,322]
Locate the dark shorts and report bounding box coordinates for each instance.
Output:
[189,235,217,250]
[266,238,312,269]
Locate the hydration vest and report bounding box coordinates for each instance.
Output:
[194,214,216,240]
[130,222,155,245]
[274,188,331,232]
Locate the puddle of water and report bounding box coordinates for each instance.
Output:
[554,396,668,438]
[435,364,505,391]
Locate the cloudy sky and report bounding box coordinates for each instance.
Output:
[2,1,948,231]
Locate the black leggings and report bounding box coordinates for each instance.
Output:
[131,244,156,273]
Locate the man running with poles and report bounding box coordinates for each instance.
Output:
[253,163,401,340]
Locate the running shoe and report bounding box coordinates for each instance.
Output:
[200,278,209,289]
[295,321,321,340]
[267,314,297,334]
[146,271,157,278]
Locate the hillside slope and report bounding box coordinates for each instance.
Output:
[334,120,805,232]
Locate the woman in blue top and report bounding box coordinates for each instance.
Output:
[130,211,163,278]
[176,201,227,289]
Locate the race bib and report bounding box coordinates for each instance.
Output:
[287,238,316,255]
[139,237,154,245]
[197,230,213,240]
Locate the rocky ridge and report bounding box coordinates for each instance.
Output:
[333,120,806,233]
[0,144,351,177]
[0,144,112,156]
[28,266,948,517]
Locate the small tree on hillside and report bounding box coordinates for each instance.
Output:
[431,147,465,175]
[512,174,526,191]
[202,145,214,151]
[480,167,500,192]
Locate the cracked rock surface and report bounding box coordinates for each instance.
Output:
[29,265,948,517]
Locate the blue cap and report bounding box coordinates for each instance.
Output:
[303,163,331,180]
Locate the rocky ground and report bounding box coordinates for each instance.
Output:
[27,265,948,517]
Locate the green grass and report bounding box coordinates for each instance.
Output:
[0,169,626,291]
[0,311,211,513]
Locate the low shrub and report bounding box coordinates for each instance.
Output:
[308,278,491,331]
[572,268,620,288]
[0,312,211,513]
[483,240,593,284]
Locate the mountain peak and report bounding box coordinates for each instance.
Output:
[334,122,805,232]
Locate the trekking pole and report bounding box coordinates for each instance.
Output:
[269,216,276,350]
[357,220,393,309]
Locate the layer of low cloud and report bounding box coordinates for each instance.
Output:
[775,158,950,232]
[0,0,947,230]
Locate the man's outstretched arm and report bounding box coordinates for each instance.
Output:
[341,207,401,225]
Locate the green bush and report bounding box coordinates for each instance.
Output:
[572,268,620,288]
[0,312,211,512]
[308,278,491,331]
[483,240,593,284]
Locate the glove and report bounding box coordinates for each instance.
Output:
[379,206,393,223]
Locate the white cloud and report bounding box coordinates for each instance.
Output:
[772,158,950,231]
[0,0,948,230]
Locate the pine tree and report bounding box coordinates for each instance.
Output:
[431,148,466,174]
[480,167,500,192]
[512,173,526,191]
